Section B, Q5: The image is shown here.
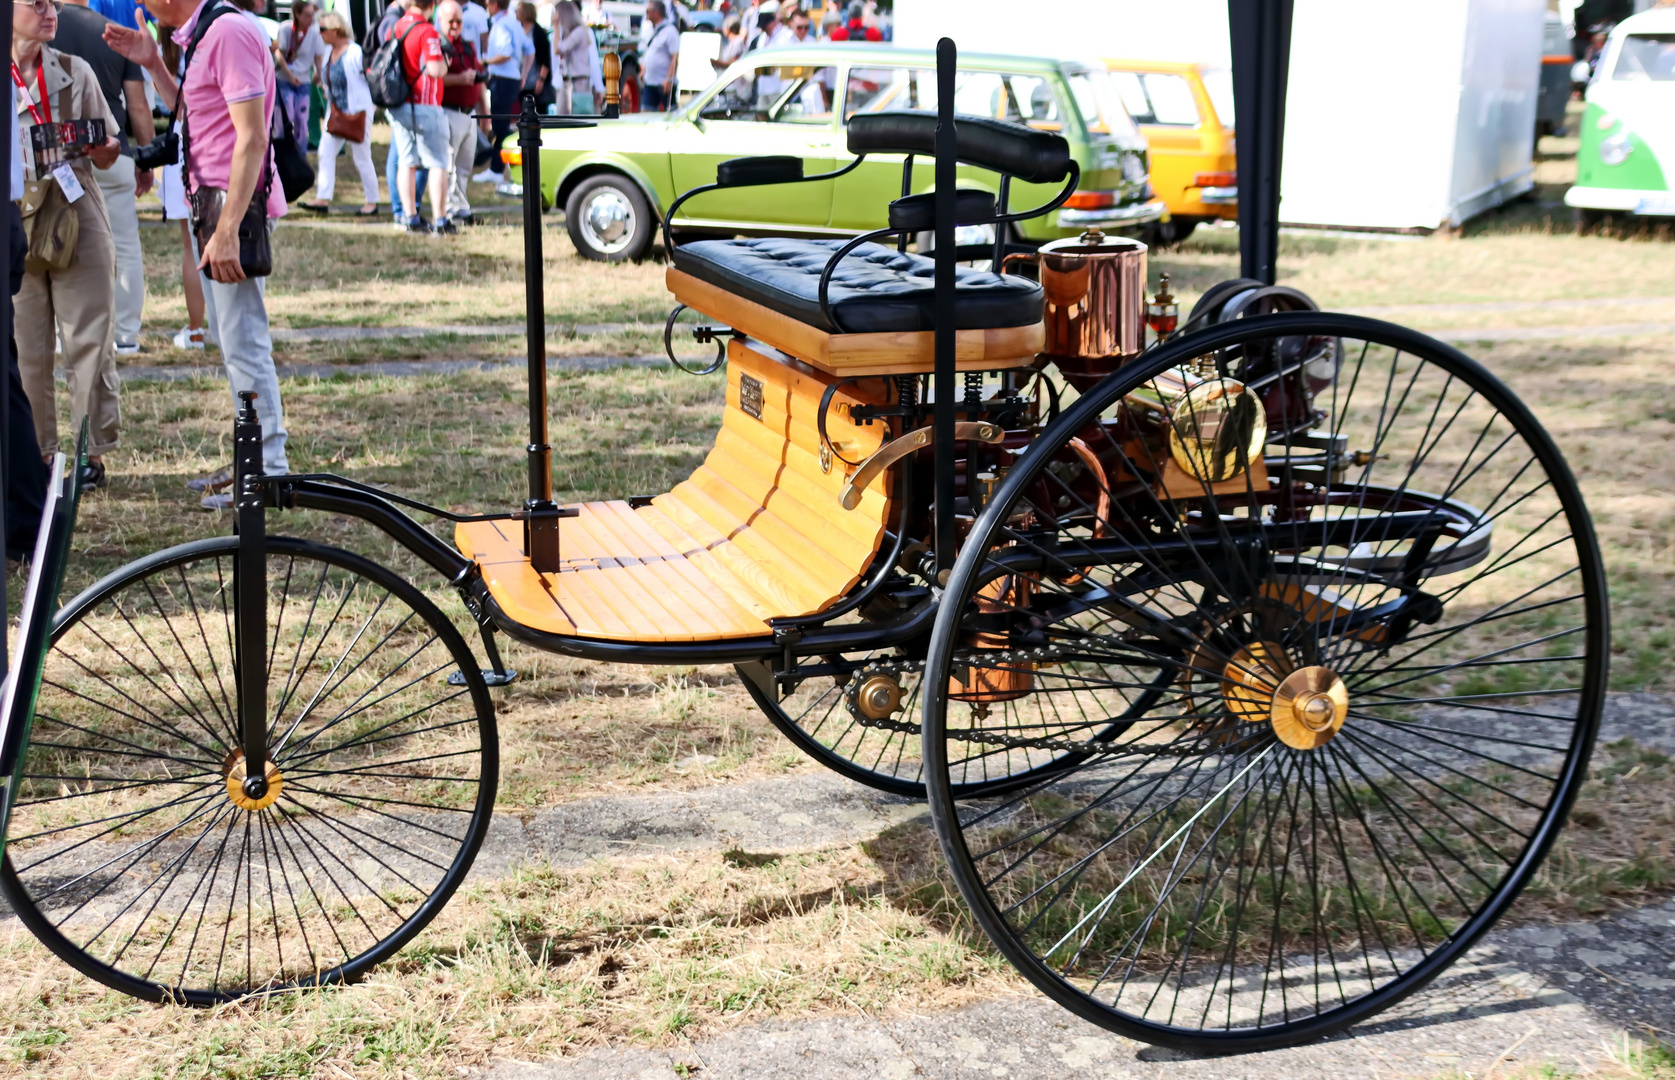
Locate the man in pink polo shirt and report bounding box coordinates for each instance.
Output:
[105,0,290,504]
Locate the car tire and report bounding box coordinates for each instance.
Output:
[566,173,655,262]
[1142,217,1198,247]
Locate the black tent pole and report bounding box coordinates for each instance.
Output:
[1228,0,1294,286]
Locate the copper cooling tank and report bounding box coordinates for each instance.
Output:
[1010,228,1148,392]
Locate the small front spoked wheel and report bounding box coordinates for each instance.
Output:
[922,315,1607,1052]
[1,536,498,1004]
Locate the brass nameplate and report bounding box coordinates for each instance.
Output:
[739,373,764,420]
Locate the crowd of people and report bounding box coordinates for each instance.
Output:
[0,0,893,551]
[6,0,291,536]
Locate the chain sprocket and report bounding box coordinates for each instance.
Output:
[841,650,1125,756]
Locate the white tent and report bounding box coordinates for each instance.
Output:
[892,0,1546,231]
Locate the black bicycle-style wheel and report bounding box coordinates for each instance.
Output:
[922,313,1607,1052]
[1,536,498,1004]
[742,649,1169,800]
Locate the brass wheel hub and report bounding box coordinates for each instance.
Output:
[1219,643,1349,750]
[223,750,283,811]
[853,673,904,720]
[1270,667,1349,749]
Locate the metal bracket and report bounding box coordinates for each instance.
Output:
[838,421,1004,511]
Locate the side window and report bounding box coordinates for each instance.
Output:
[700,71,769,121]
[1109,71,1154,124]
[771,66,839,123]
[953,71,1006,117]
[1141,73,1200,126]
[845,67,906,118]
[1005,74,1062,129]
[858,69,1005,118]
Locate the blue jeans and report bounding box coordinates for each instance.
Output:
[386,144,428,220]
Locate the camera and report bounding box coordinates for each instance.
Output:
[134,130,179,170]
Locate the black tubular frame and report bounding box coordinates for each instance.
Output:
[659,155,869,255]
[812,159,1078,334]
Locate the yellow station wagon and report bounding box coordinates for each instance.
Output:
[1105,59,1238,244]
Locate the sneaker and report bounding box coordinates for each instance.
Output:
[200,491,235,511]
[406,215,429,233]
[187,464,235,494]
[172,325,206,350]
[471,168,498,184]
[452,212,475,227]
[79,460,107,492]
[390,217,409,231]
[495,181,523,197]
[431,218,459,236]
[114,340,143,356]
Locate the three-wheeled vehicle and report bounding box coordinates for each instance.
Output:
[0,15,1605,1054]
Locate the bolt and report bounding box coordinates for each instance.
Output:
[242,774,268,801]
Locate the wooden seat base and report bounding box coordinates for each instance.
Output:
[457,342,892,644]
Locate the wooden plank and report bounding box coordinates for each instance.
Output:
[703,436,882,568]
[712,426,887,548]
[671,268,1043,376]
[681,464,861,594]
[602,501,768,636]
[651,488,826,615]
[635,503,780,624]
[587,502,764,639]
[561,505,711,640]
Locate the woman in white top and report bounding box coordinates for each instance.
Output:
[301,11,379,214]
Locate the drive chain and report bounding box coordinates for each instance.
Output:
[843,650,1115,757]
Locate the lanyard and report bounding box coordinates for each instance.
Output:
[10,62,50,126]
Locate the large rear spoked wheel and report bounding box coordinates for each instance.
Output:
[1,536,498,1004]
[922,313,1607,1052]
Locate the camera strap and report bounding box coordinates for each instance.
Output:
[176,1,274,214]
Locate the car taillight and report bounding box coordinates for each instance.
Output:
[501,149,523,167]
[1063,190,1119,209]
[1193,171,1236,187]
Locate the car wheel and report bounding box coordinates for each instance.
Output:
[1142,217,1198,247]
[566,174,654,262]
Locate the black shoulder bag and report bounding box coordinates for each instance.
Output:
[182,1,275,278]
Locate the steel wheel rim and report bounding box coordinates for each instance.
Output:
[579,186,636,255]
[922,313,1608,1050]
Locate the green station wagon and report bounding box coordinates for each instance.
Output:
[534,45,1165,261]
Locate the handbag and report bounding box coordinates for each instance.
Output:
[272,100,315,203]
[190,185,273,279]
[325,104,367,144]
[17,55,80,275]
[18,176,79,274]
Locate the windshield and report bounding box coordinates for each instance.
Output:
[1613,33,1675,80]
[1065,69,1139,139]
[1201,67,1235,127]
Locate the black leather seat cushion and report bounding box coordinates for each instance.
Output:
[673,237,1043,334]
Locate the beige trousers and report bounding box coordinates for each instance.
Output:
[16,184,120,457]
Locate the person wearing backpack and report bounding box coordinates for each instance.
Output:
[377,0,452,233]
[104,0,291,503]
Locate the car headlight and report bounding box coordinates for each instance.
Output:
[1600,131,1634,166]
